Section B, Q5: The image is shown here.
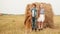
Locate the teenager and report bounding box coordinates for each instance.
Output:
[31,3,37,31]
[37,4,45,30]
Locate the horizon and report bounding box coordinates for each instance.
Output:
[0,0,60,15]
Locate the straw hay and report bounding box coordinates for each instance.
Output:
[24,2,54,30]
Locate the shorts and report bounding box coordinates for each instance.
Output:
[37,14,45,22]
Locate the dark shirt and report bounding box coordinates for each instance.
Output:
[31,7,37,17]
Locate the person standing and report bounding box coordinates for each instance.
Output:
[31,3,37,31]
[37,4,45,30]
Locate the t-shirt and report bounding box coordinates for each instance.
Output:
[31,8,37,17]
[40,8,45,14]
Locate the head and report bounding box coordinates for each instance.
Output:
[32,3,36,8]
[40,4,44,8]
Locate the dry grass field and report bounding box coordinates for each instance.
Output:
[0,15,60,34]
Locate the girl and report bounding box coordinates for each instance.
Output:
[37,4,45,30]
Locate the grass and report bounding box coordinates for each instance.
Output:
[0,15,60,34]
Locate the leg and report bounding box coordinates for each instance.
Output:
[40,22,43,30]
[40,16,45,30]
[38,21,43,31]
[32,17,35,30]
[37,22,41,31]
[37,18,41,31]
[34,18,38,31]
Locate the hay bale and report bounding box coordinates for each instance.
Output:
[24,2,54,29]
[41,3,54,28]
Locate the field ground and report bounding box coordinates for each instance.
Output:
[0,15,60,34]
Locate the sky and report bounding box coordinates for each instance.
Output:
[0,0,60,15]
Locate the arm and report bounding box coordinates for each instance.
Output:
[36,9,39,19]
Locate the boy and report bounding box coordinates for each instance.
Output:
[31,3,37,31]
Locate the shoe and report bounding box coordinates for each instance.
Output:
[32,28,34,31]
[38,29,40,31]
[40,28,43,30]
[35,28,37,32]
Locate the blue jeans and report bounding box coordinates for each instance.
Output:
[32,17,37,29]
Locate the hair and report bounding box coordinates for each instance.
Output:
[32,3,36,7]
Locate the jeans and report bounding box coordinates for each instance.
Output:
[32,17,37,29]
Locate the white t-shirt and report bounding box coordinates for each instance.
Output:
[32,10,35,17]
